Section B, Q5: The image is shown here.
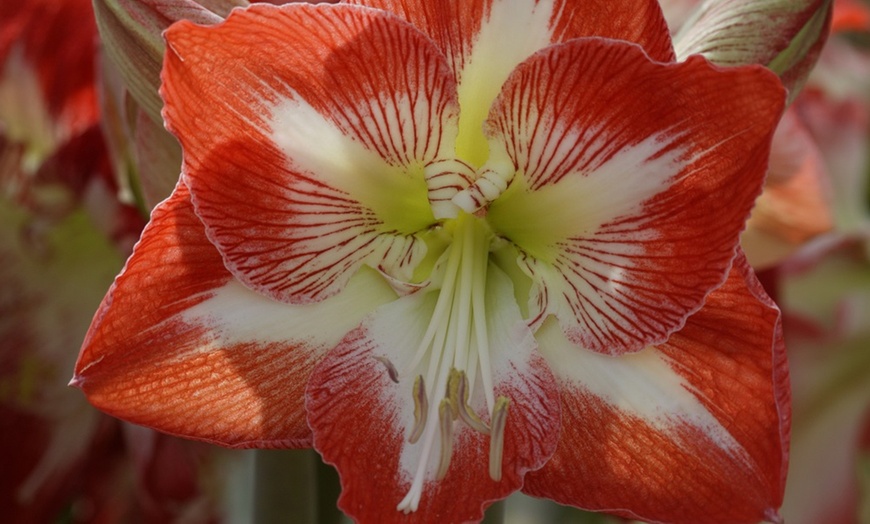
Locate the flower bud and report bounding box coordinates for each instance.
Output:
[673,0,833,103]
[93,0,249,125]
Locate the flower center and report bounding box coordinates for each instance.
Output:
[395,212,511,513]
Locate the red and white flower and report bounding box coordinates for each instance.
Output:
[73,1,791,522]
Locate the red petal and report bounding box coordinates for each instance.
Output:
[74,184,394,447]
[161,4,457,304]
[305,269,560,523]
[485,38,786,354]
[524,252,790,524]
[352,0,674,75]
[349,0,674,168]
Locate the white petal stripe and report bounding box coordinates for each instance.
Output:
[535,318,752,463]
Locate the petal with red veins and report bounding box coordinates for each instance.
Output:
[351,0,674,168]
[524,253,790,524]
[73,183,397,447]
[305,263,560,523]
[484,38,785,354]
[161,4,459,304]
[350,0,674,78]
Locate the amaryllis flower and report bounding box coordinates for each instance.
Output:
[74,1,791,522]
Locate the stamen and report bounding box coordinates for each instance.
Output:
[488,396,510,482]
[452,214,478,370]
[373,356,399,383]
[408,375,428,444]
[397,214,505,513]
[437,398,454,480]
[402,239,464,377]
[445,369,462,419]
[455,370,490,435]
[470,220,495,412]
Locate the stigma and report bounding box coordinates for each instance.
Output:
[386,213,512,514]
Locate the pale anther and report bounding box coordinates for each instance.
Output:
[445,369,462,419]
[455,369,490,435]
[437,398,454,480]
[408,375,428,444]
[374,355,399,383]
[488,396,510,482]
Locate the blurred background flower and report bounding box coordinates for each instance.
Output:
[0,1,246,522]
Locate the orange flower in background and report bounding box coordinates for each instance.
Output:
[774,1,870,521]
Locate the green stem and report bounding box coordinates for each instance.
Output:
[253,449,318,524]
[316,456,344,524]
[482,500,505,524]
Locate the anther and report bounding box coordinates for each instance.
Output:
[373,356,399,383]
[408,376,428,444]
[488,396,510,482]
[437,398,454,480]
[456,370,490,435]
[445,369,462,419]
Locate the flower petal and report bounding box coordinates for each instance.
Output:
[485,38,785,354]
[161,4,459,304]
[523,252,790,524]
[352,0,674,75]
[73,183,397,447]
[352,0,674,167]
[795,90,870,235]
[305,263,560,522]
[742,107,833,269]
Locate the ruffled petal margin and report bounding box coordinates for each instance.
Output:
[524,252,790,524]
[72,183,396,447]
